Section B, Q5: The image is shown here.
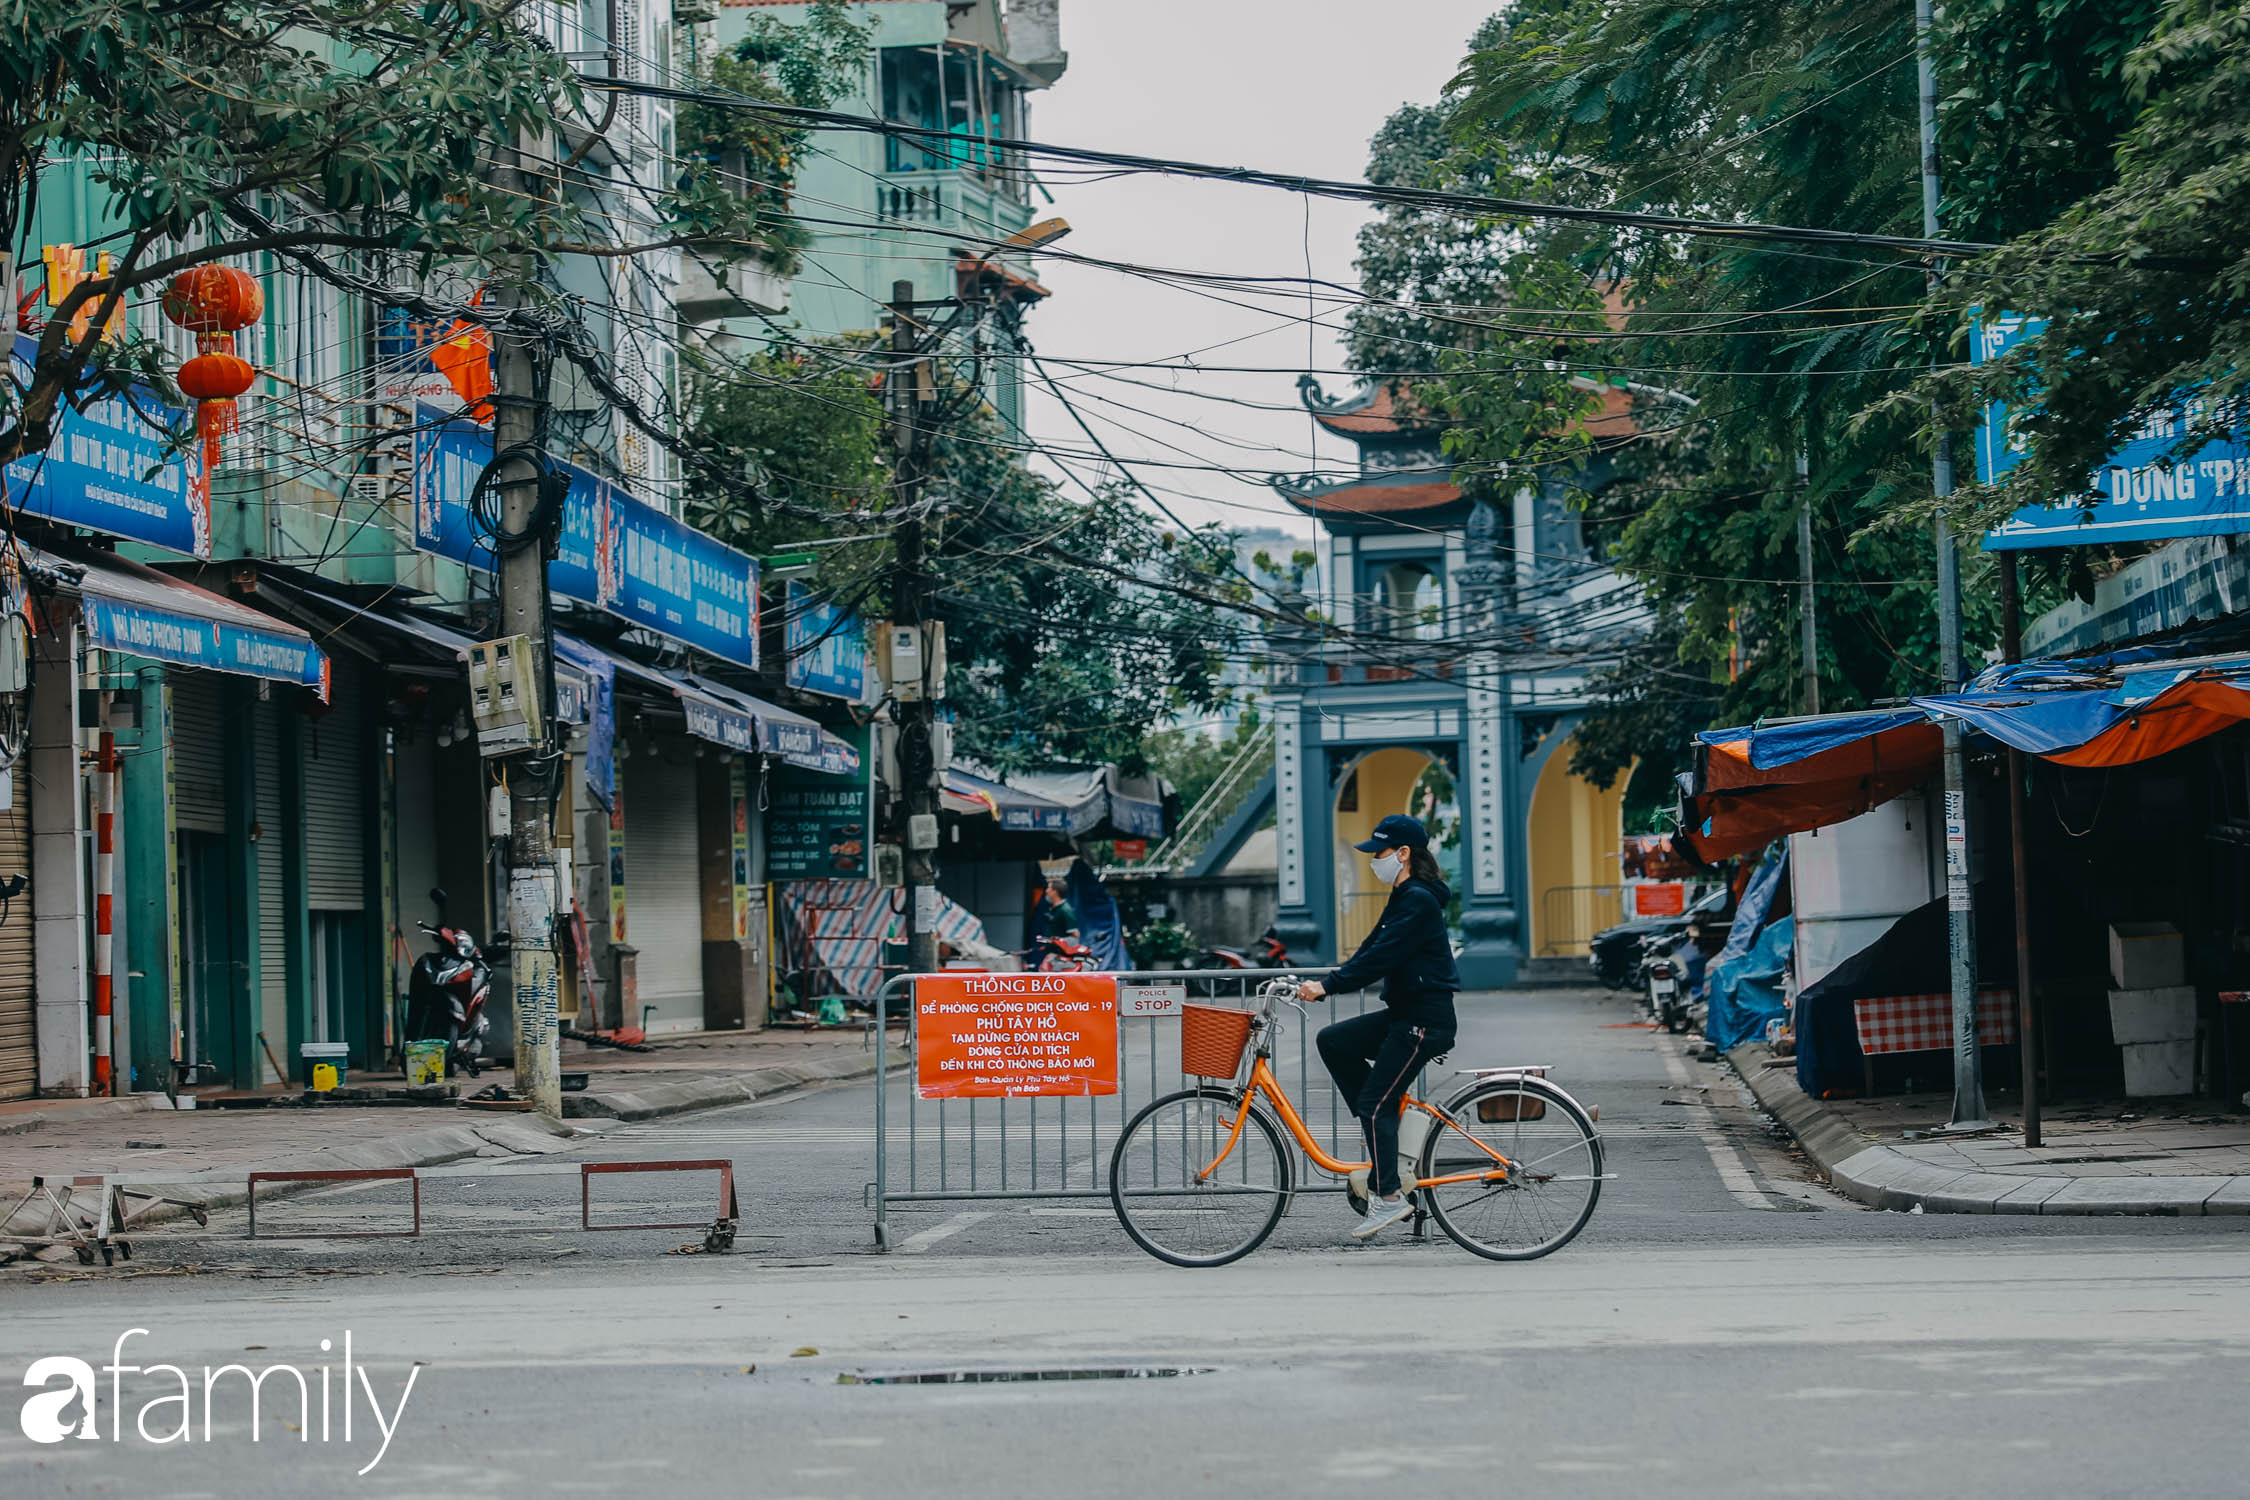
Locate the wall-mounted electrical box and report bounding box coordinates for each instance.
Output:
[878,622,948,702]
[464,635,542,757]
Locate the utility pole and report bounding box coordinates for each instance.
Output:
[2000,554,2039,1145]
[888,280,940,974]
[1796,449,1819,716]
[493,128,563,1119]
[1917,0,1993,1132]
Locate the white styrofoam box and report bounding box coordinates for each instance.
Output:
[2108,985,2198,1045]
[2121,1040,2196,1097]
[2110,922,2186,990]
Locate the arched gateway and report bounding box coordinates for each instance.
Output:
[1257,377,1644,986]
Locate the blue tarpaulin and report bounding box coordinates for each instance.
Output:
[1703,848,1793,1051]
[1707,916,1794,1052]
[1065,859,1129,971]
[1696,708,1931,772]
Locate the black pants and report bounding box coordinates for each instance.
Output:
[1316,1009,1456,1197]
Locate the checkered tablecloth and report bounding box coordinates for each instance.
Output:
[1853,990,2017,1055]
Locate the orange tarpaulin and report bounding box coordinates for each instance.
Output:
[1699,719,1943,791]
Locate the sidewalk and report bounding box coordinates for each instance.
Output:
[1731,1041,2250,1214]
[0,1024,885,1231]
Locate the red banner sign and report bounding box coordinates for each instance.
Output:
[1632,882,1686,917]
[1112,838,1147,861]
[915,972,1120,1100]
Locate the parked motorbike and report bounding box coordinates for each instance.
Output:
[1196,925,1292,973]
[1024,933,1096,971]
[1637,930,1693,1034]
[404,887,500,1076]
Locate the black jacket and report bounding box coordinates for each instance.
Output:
[1326,876,1460,1025]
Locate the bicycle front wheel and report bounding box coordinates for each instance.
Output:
[1110,1088,1293,1268]
[1418,1076,1602,1261]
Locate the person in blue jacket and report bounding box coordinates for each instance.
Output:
[1300,813,1460,1240]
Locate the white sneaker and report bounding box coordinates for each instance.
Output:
[1350,1193,1415,1240]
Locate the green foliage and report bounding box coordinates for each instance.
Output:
[1124,918,1199,970]
[930,413,1248,771]
[687,355,1249,768]
[1142,709,1265,812]
[0,0,762,466]
[1421,0,2180,789]
[684,339,891,557]
[674,0,872,274]
[1907,0,2250,535]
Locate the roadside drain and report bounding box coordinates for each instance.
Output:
[838,1366,1217,1386]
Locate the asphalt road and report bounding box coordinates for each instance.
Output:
[4,984,2246,1498]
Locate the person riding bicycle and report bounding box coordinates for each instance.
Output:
[1299,813,1459,1241]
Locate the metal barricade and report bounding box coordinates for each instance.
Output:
[870,966,1415,1249]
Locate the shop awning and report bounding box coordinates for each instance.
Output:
[1005,767,1111,838]
[679,674,860,775]
[1696,708,1941,791]
[1911,654,2250,769]
[1680,648,2250,860]
[944,768,1075,832]
[48,550,328,696]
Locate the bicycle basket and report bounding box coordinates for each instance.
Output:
[1180,1004,1256,1079]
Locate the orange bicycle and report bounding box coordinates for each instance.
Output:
[1109,978,1605,1267]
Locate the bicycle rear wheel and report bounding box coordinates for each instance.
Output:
[1110,1088,1293,1268]
[1417,1077,1602,1261]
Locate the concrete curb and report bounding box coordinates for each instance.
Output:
[1726,1042,2247,1217]
[0,1096,161,1137]
[0,1116,579,1242]
[1,1050,885,1247]
[562,1049,881,1121]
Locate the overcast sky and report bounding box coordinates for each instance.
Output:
[1018,1,1500,542]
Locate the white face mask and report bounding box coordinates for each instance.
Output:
[1371,851,1405,885]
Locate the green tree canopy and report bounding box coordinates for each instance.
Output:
[0,0,783,473]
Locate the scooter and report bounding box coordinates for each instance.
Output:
[405,887,499,1077]
[1196,925,1293,973]
[1638,930,1694,1034]
[1024,933,1097,971]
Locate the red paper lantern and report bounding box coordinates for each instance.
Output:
[160,265,263,337]
[177,350,257,474]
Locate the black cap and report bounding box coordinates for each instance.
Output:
[1353,813,1429,854]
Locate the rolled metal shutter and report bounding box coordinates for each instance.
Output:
[0,757,34,1100]
[626,749,702,1030]
[306,677,363,909]
[172,674,227,833]
[254,699,287,1064]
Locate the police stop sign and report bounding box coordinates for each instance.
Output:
[915,972,1120,1100]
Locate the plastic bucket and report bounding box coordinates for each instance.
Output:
[300,1041,349,1092]
[404,1039,447,1087]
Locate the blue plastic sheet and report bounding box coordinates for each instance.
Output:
[1065,859,1130,971]
[1707,916,1795,1052]
[1696,708,1930,770]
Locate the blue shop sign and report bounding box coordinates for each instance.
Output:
[612,496,759,670]
[81,591,326,694]
[410,409,613,608]
[4,335,211,557]
[681,689,759,753]
[554,634,616,810]
[784,580,867,701]
[411,406,755,666]
[1975,315,2250,549]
